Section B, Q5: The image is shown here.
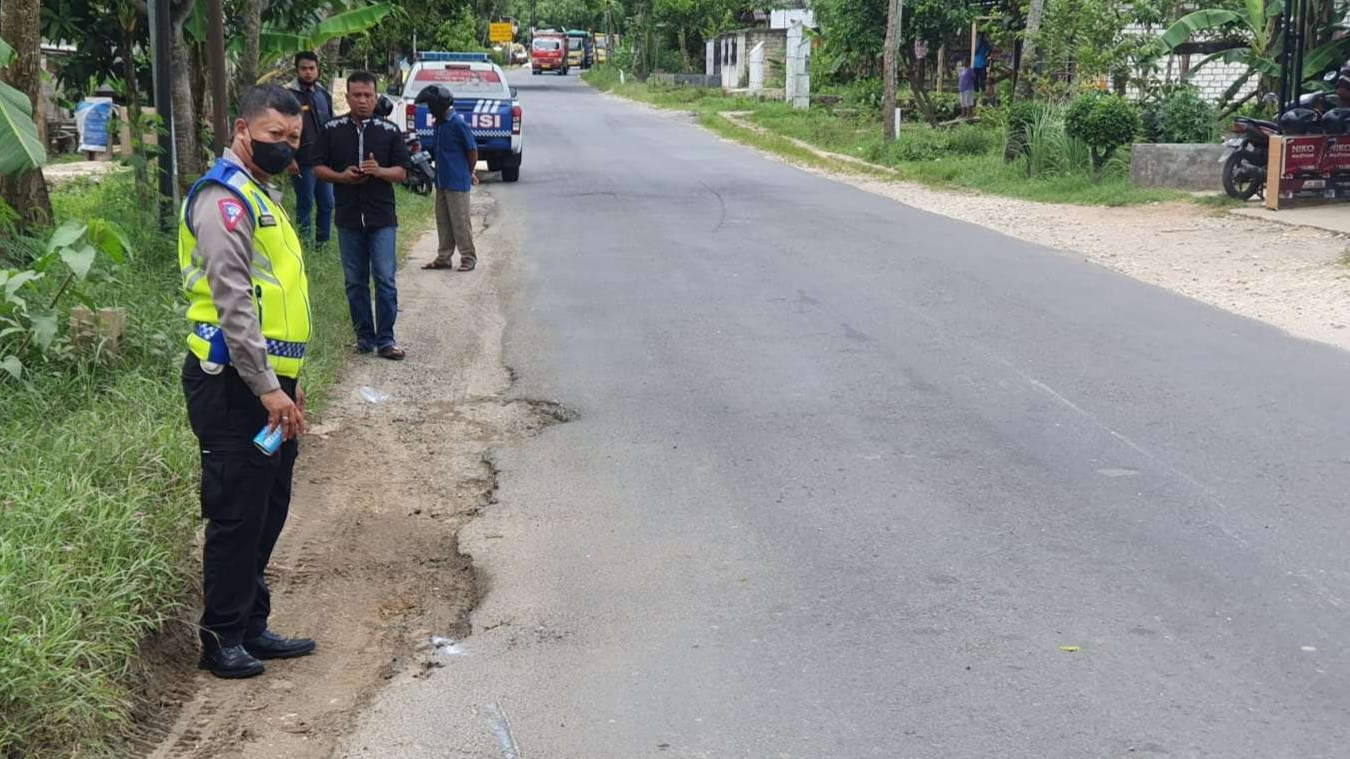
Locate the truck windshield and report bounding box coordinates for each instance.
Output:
[533,39,561,51]
[405,67,510,99]
[568,38,582,51]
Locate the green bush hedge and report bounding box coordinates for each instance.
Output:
[1065,92,1141,179]
[1143,87,1217,144]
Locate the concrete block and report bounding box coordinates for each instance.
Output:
[1129,143,1226,191]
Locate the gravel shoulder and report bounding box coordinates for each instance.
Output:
[712,109,1350,353]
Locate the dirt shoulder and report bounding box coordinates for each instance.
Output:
[135,185,566,759]
[712,109,1350,354]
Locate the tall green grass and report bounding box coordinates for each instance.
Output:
[0,173,433,758]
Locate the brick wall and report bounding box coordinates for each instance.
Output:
[1122,23,1255,104]
[1183,59,1258,103]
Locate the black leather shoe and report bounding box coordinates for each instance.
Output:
[244,629,317,660]
[198,645,266,679]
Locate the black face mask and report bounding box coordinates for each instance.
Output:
[247,129,295,176]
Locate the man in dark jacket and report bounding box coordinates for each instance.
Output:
[314,71,411,361]
[286,52,334,247]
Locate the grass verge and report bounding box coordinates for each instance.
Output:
[583,68,1183,208]
[0,172,434,758]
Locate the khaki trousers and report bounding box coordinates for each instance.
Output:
[433,189,476,266]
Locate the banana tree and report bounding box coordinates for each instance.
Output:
[248,2,394,70]
[1156,0,1350,109]
[0,36,46,177]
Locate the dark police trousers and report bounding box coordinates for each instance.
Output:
[182,354,298,651]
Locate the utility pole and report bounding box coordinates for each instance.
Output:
[207,0,228,155]
[147,0,176,228]
[881,0,903,141]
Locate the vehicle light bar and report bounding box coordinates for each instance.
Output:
[418,52,490,62]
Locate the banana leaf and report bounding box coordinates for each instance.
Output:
[185,0,208,43]
[257,31,317,55]
[253,3,393,59]
[311,3,393,46]
[1219,69,1257,108]
[1244,0,1266,28]
[1157,9,1245,54]
[1303,36,1350,80]
[1183,46,1253,77]
[0,36,45,176]
[0,81,45,176]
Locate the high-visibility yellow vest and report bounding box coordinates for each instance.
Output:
[178,159,311,379]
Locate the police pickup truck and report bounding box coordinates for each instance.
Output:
[396,53,523,182]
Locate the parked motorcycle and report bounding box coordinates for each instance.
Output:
[373,95,434,195]
[404,131,435,196]
[1220,91,1338,200]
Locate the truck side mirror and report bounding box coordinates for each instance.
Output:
[510,86,519,98]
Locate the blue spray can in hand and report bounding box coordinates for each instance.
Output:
[253,423,284,456]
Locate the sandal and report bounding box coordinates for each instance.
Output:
[422,260,454,270]
[459,258,476,272]
[377,346,406,361]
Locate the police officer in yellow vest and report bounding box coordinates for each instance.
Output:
[180,85,316,678]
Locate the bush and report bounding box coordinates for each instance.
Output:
[946,125,1000,155]
[835,77,883,112]
[928,92,962,123]
[861,124,999,164]
[1005,100,1042,157]
[1023,104,1092,178]
[873,129,948,162]
[897,90,961,124]
[1065,92,1140,180]
[1157,87,1217,143]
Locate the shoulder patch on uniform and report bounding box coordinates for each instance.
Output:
[218,198,246,232]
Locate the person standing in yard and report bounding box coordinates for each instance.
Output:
[314,71,410,360]
[178,85,316,679]
[973,33,992,96]
[415,84,480,273]
[286,52,334,248]
[958,63,976,119]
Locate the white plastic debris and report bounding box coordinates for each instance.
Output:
[360,386,390,404]
[430,636,468,657]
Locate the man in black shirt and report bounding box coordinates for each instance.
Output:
[286,52,334,247]
[315,71,410,360]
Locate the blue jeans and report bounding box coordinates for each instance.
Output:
[291,165,334,244]
[337,227,398,350]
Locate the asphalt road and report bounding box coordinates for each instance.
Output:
[342,71,1350,759]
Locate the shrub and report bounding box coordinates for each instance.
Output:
[836,77,883,112]
[1065,92,1140,181]
[946,125,999,155]
[880,129,949,162]
[929,92,962,123]
[897,91,962,124]
[1005,100,1042,158]
[1156,87,1217,143]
